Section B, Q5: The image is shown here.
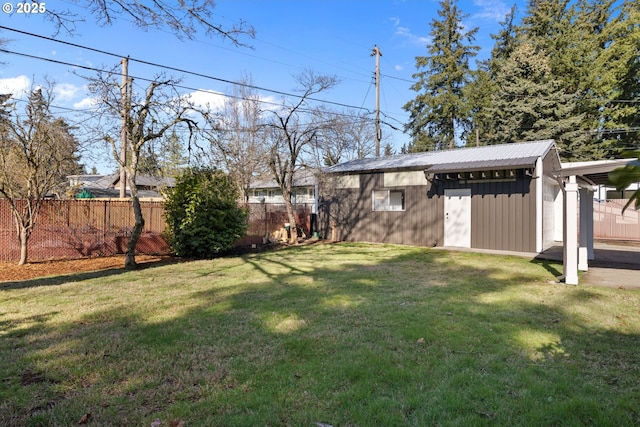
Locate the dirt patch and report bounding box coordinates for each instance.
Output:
[0,255,174,283]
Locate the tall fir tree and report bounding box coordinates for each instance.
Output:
[466,6,518,146]
[489,5,520,70]
[403,0,479,151]
[593,1,640,153]
[486,43,590,159]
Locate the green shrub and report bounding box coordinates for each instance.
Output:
[163,167,248,258]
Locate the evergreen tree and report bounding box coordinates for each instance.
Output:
[403,0,479,151]
[466,6,518,146]
[486,43,589,159]
[489,5,520,69]
[593,1,640,153]
[160,131,188,178]
[464,65,497,146]
[521,0,572,59]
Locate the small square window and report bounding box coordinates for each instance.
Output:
[372,190,405,211]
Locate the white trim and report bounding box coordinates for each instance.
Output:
[536,157,543,253]
[563,176,579,285]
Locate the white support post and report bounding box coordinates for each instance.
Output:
[563,176,579,285]
[587,189,594,261]
[535,157,543,253]
[578,188,590,271]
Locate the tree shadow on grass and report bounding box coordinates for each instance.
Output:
[0,257,184,291]
[2,244,639,426]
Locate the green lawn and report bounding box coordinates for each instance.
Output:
[1,243,639,426]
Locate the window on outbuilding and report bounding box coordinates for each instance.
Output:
[372,189,405,211]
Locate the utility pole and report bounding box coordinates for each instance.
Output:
[372,45,382,157]
[119,57,129,199]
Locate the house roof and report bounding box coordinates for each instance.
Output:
[70,173,175,189]
[109,174,175,188]
[250,168,318,189]
[326,140,557,174]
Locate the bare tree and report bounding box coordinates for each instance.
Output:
[87,70,197,269]
[312,109,377,166]
[203,75,268,201]
[43,0,254,43]
[267,70,339,244]
[0,85,83,265]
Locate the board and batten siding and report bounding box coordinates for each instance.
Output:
[325,166,539,253]
[468,179,535,253]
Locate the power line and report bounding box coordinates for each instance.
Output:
[1,52,384,131]
[0,47,380,121]
[0,25,372,112]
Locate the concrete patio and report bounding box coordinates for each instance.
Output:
[538,241,640,289]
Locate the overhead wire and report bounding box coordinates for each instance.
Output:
[0,25,374,112]
[0,47,382,125]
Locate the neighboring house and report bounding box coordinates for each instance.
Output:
[247,169,318,207]
[67,173,175,199]
[320,139,562,254]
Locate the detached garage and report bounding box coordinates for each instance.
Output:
[320,139,562,254]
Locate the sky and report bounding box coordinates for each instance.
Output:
[0,0,524,173]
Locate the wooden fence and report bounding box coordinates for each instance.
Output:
[0,199,314,262]
[594,199,640,241]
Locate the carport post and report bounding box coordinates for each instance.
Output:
[563,176,579,285]
[579,187,594,271]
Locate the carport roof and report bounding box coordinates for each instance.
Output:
[560,159,639,186]
[326,139,556,174]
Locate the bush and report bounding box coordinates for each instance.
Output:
[163,168,248,258]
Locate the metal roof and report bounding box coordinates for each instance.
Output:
[326,140,556,174]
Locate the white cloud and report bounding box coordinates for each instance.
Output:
[54,83,83,101]
[73,97,98,109]
[187,90,227,112]
[390,17,429,46]
[0,75,31,97]
[471,0,510,22]
[187,89,279,114]
[395,64,404,72]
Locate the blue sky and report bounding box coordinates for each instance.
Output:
[0,0,523,173]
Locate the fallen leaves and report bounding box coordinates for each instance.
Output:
[78,412,92,424]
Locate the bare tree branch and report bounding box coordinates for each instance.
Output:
[42,0,255,44]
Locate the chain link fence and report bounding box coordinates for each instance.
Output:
[0,199,168,262]
[0,200,315,262]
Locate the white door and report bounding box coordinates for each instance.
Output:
[444,189,471,248]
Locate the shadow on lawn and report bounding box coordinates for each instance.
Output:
[0,257,183,291]
[2,244,639,426]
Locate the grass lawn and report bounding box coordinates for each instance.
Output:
[1,243,639,426]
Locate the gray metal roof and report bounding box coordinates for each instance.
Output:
[326,140,556,174]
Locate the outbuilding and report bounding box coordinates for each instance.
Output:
[320,139,562,254]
